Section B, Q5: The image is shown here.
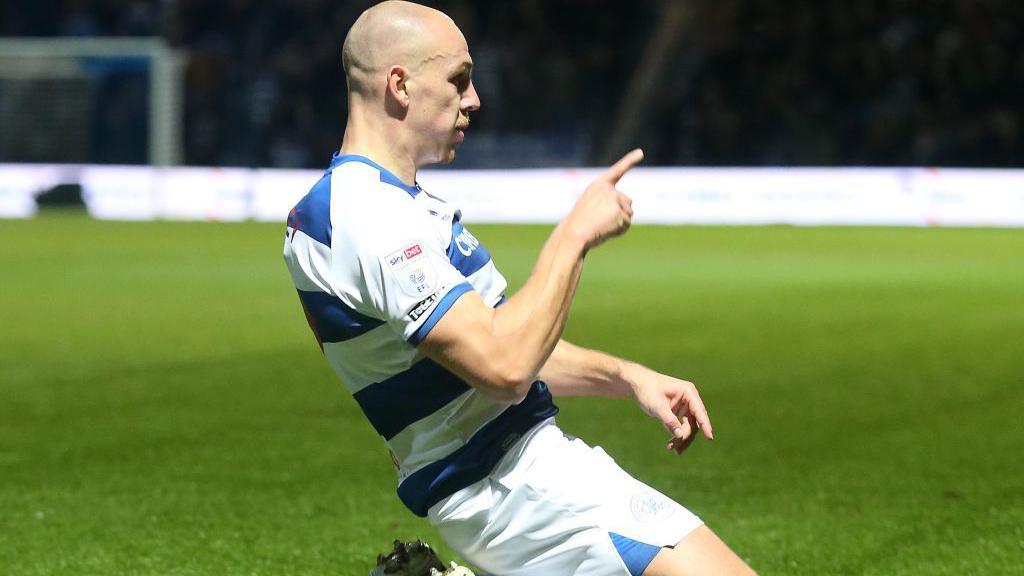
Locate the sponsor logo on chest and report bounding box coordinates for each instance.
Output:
[454,228,480,257]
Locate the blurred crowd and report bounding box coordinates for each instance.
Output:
[1,0,1021,167]
[672,0,1023,166]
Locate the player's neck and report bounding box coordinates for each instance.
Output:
[339,115,418,186]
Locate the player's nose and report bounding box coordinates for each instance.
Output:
[463,80,481,113]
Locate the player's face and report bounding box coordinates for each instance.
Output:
[407,29,480,166]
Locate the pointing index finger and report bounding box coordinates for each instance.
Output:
[690,395,714,440]
[603,148,644,185]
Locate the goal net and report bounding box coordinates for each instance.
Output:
[0,38,185,165]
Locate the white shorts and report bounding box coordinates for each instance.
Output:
[427,418,703,576]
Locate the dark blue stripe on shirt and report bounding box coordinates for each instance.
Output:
[409,282,473,346]
[295,290,384,344]
[448,221,492,277]
[353,357,472,441]
[397,381,559,517]
[609,532,661,576]
[288,174,332,246]
[288,153,420,247]
[289,152,427,247]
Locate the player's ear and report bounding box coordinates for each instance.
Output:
[386,65,411,109]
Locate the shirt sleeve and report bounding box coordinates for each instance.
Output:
[359,214,473,345]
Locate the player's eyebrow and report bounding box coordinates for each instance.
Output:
[449,60,473,77]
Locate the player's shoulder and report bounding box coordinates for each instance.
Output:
[330,157,420,213]
[330,158,390,194]
[327,157,438,255]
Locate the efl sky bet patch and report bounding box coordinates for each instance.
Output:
[386,243,438,298]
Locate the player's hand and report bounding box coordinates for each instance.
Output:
[567,148,642,250]
[624,363,714,455]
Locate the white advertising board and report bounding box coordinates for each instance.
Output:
[0,164,64,218]
[250,169,319,222]
[2,164,1023,228]
[80,165,158,220]
[155,167,251,221]
[914,169,1024,227]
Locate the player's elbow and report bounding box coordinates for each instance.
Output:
[480,362,533,404]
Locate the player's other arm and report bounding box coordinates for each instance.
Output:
[418,150,643,403]
[540,340,714,454]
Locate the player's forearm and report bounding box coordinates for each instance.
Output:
[489,225,588,395]
[539,340,636,398]
[492,221,570,334]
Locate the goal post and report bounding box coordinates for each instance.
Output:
[0,37,186,166]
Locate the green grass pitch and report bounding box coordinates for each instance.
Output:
[1,213,1022,575]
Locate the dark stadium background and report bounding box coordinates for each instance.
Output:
[2,0,1020,168]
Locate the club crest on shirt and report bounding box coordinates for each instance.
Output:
[386,243,438,297]
[630,488,676,523]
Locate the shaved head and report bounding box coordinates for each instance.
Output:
[338,1,479,171]
[343,1,464,97]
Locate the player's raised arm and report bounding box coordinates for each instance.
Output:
[417,149,643,403]
[488,148,642,335]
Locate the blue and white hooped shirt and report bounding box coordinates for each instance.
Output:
[283,153,558,516]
